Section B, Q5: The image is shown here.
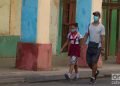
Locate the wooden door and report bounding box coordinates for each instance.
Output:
[62,0,76,52]
[102,0,120,59]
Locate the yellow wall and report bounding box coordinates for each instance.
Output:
[10,0,22,35]
[0,0,22,36]
[37,0,51,44]
[50,0,60,54]
[37,0,60,54]
[0,0,10,35]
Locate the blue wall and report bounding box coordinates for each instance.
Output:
[76,0,92,36]
[21,0,38,43]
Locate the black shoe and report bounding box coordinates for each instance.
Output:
[64,74,70,80]
[89,77,96,84]
[95,70,99,80]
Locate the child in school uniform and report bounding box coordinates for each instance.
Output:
[61,23,83,80]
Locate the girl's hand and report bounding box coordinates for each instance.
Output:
[60,48,63,53]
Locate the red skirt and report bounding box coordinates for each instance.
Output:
[68,44,81,57]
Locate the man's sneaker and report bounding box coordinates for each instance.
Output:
[73,73,79,80]
[95,70,99,80]
[64,73,71,80]
[89,77,96,84]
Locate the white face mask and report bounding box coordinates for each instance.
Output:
[71,29,77,32]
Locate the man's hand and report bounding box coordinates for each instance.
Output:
[101,48,105,56]
[101,35,105,56]
[83,33,89,44]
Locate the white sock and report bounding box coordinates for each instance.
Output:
[75,73,79,78]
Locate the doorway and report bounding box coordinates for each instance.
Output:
[102,0,120,60]
[61,0,76,52]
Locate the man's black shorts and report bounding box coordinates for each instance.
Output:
[86,47,101,65]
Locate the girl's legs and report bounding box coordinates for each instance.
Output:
[65,56,76,79]
[74,64,78,74]
[74,64,79,79]
[65,64,74,79]
[69,64,75,74]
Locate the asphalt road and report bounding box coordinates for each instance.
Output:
[1,77,120,86]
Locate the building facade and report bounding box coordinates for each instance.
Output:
[0,0,119,70]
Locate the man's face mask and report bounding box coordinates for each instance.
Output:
[94,16,99,22]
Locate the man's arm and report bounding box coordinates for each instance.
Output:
[101,35,105,56]
[101,25,105,50]
[101,35,105,49]
[83,33,89,43]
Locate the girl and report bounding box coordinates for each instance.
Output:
[61,23,83,80]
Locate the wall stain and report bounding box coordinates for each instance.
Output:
[53,0,59,8]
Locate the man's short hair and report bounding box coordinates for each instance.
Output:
[93,11,101,17]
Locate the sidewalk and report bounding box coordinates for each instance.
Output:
[0,57,120,84]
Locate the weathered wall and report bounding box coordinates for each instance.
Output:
[21,0,38,43]
[36,0,60,54]
[0,0,22,57]
[0,0,10,35]
[10,0,22,35]
[0,36,19,57]
[37,0,51,44]
[76,0,92,36]
[50,0,60,54]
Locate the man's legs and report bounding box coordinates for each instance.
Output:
[87,48,101,83]
[88,64,92,69]
[88,63,99,79]
[92,63,98,78]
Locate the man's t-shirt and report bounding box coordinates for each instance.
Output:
[88,23,105,47]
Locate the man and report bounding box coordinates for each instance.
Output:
[84,11,105,84]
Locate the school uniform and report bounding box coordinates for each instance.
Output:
[67,31,83,64]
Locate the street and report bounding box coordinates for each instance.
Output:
[1,77,120,86]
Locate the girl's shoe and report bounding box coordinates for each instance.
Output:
[64,73,71,80]
[73,73,79,80]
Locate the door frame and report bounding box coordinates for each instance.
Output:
[56,0,63,54]
[102,0,120,60]
[56,0,77,54]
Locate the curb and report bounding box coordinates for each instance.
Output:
[0,74,111,84]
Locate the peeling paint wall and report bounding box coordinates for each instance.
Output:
[0,0,10,35]
[0,0,21,57]
[37,0,51,44]
[21,0,38,43]
[50,0,60,54]
[76,0,92,36]
[0,0,22,35]
[10,0,22,36]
